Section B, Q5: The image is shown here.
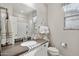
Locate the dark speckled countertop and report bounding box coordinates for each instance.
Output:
[1,39,48,56]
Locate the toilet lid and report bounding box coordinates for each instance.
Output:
[48,47,59,52]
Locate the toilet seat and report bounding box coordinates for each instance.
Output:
[48,47,59,56]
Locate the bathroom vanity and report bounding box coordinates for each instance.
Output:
[1,39,49,56]
[20,40,48,56]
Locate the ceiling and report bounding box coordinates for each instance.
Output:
[12,3,35,15]
[0,3,35,15]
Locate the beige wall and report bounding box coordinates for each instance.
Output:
[47,3,79,56]
[35,3,48,26]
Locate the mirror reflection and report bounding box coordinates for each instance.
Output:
[0,3,37,46]
[0,3,49,46]
[0,3,50,56]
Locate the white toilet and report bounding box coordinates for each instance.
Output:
[47,47,59,56]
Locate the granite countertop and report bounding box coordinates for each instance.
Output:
[1,39,48,56]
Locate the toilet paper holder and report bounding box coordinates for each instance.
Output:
[61,42,67,48]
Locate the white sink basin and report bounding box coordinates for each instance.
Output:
[21,41,38,49]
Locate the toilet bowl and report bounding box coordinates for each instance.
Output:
[48,47,59,56]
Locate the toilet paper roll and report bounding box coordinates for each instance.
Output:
[61,42,67,48]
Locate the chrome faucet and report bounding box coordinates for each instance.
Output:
[27,36,32,41]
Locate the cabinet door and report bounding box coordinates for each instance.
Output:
[41,42,49,56]
[26,46,42,56]
[34,45,43,56]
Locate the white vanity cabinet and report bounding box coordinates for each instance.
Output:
[20,42,48,56]
[40,42,48,56]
